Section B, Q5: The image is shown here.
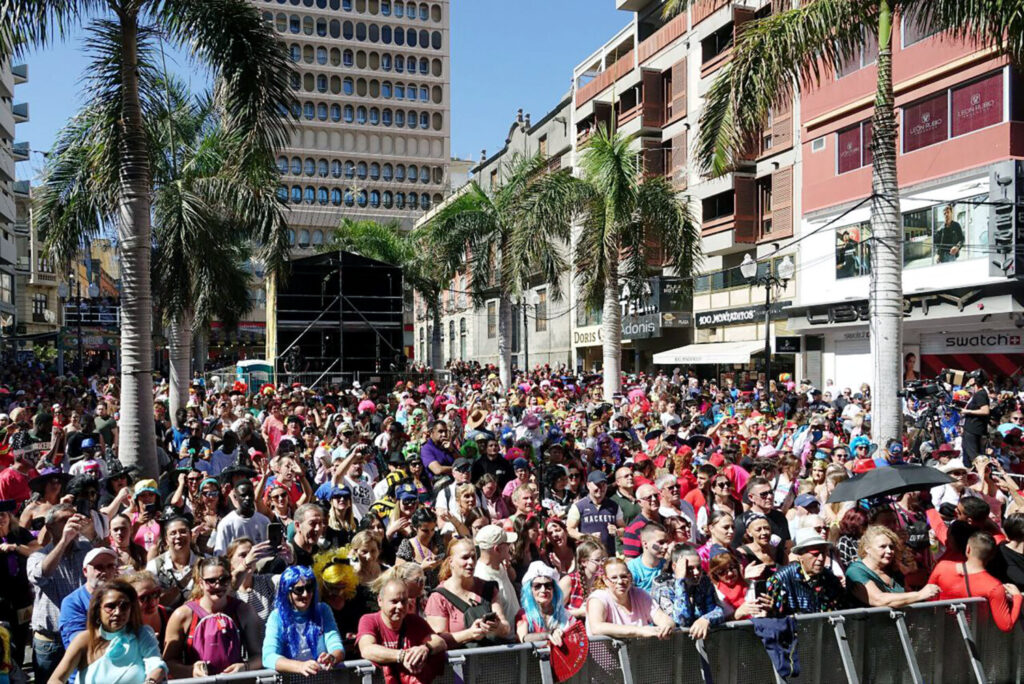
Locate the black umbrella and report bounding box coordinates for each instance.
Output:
[828,464,953,503]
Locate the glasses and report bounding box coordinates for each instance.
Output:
[202,490,219,498]
[139,591,161,603]
[665,485,680,492]
[813,526,827,533]
[640,494,659,502]
[713,482,730,489]
[1013,416,1024,423]
[533,581,554,591]
[186,477,203,483]
[102,599,131,614]
[290,584,314,596]
[753,490,773,499]
[202,576,229,587]
[568,473,581,479]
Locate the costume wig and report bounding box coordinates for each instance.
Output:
[518,576,569,634]
[274,565,325,659]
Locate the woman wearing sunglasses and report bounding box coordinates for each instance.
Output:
[49,579,168,684]
[262,565,345,676]
[162,557,263,678]
[516,562,572,645]
[124,571,170,646]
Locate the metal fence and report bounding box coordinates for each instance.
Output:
[168,598,1021,684]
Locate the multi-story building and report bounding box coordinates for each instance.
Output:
[0,60,26,343]
[568,0,799,381]
[252,0,451,368]
[786,13,1024,389]
[413,100,576,369]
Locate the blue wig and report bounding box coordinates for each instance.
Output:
[274,565,324,659]
[518,576,569,634]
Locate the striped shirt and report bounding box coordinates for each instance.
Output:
[622,514,655,559]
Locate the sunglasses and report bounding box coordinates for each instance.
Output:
[202,490,219,498]
[290,584,314,596]
[640,494,659,502]
[804,547,826,557]
[567,473,581,479]
[532,581,554,590]
[139,590,161,603]
[713,481,730,489]
[202,575,229,587]
[102,599,131,614]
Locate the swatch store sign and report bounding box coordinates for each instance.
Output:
[921,331,1024,378]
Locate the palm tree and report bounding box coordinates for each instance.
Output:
[23,7,292,477]
[574,126,700,400]
[661,0,1024,443]
[427,153,577,388]
[322,218,447,370]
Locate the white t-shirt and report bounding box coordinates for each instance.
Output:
[344,475,375,521]
[474,561,520,624]
[213,510,270,555]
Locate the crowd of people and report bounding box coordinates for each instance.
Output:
[0,362,1023,683]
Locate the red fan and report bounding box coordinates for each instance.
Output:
[549,620,589,683]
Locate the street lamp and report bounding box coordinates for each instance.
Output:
[740,253,794,407]
[521,290,540,373]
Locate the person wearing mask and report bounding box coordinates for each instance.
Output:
[567,471,624,557]
[28,504,93,683]
[627,523,668,592]
[651,544,725,639]
[764,528,848,616]
[48,579,168,684]
[262,565,345,675]
[58,548,120,649]
[473,525,521,624]
[357,579,447,684]
[212,481,270,555]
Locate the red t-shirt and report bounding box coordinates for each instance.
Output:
[355,612,444,684]
[0,468,31,506]
[683,488,706,513]
[928,560,1022,632]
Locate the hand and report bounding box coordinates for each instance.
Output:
[606,523,618,536]
[1005,583,1021,597]
[221,663,246,674]
[951,246,960,256]
[61,515,85,543]
[403,645,430,672]
[191,661,209,678]
[549,628,564,648]
[651,624,673,640]
[689,617,710,640]
[918,584,941,601]
[297,660,322,676]
[316,652,337,669]
[744,563,767,581]
[420,555,442,571]
[0,543,15,553]
[467,618,491,641]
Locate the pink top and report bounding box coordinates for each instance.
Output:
[585,588,658,635]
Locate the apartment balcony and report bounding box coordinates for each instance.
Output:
[0,105,13,139]
[12,64,27,85]
[576,49,636,108]
[616,0,650,10]
[64,300,120,328]
[12,220,27,235]
[638,13,689,65]
[0,151,13,183]
[0,189,14,224]
[15,255,29,274]
[12,103,28,124]
[31,269,57,286]
[699,175,757,256]
[0,66,11,99]
[32,310,56,325]
[13,180,28,198]
[12,142,28,162]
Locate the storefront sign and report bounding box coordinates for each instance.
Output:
[660,312,690,328]
[921,331,1024,355]
[573,325,603,347]
[622,314,660,340]
[802,290,985,326]
[775,336,801,353]
[695,301,791,329]
[988,160,1024,278]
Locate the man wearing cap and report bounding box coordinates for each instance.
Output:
[436,458,483,515]
[474,525,521,625]
[58,547,120,648]
[567,471,624,556]
[788,494,821,539]
[764,528,847,616]
[932,460,973,509]
[27,504,92,682]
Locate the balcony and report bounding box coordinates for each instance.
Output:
[12,64,27,85]
[0,65,11,99]
[12,220,27,235]
[0,190,14,224]
[12,142,28,162]
[576,50,635,108]
[13,180,28,198]
[639,13,689,64]
[15,256,29,274]
[64,300,121,328]
[31,269,57,286]
[0,151,13,183]
[616,70,667,132]
[700,176,757,255]
[32,310,56,324]
[12,103,28,124]
[616,0,650,10]
[0,105,13,139]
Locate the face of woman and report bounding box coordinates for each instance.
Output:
[715,563,741,586]
[417,521,437,538]
[201,486,220,504]
[0,511,9,534]
[748,519,772,545]
[137,492,156,508]
[531,577,555,608]
[866,533,896,567]
[452,543,476,578]
[470,517,490,535]
[811,464,827,482]
[133,580,161,616]
[229,541,253,572]
[712,478,731,499]
[269,489,289,510]
[355,543,378,565]
[604,562,633,598]
[673,553,703,582]
[332,495,352,513]
[45,478,63,500]
[109,518,131,548]
[710,517,734,545]
[166,521,191,552]
[185,473,203,491]
[481,481,497,498]
[546,523,567,547]
[409,461,423,477]
[98,589,132,632]
[458,491,475,511]
[289,579,315,612]
[526,524,540,544]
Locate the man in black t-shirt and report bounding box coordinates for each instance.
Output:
[961,370,991,465]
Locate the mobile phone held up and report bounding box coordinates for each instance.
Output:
[268,521,285,548]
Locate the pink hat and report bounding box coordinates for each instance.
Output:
[358,399,376,413]
[757,445,779,458]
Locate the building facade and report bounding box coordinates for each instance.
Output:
[0,59,26,342]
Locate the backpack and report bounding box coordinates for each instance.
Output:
[185,598,243,675]
[433,581,499,647]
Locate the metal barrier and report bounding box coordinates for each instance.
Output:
[170,598,1019,684]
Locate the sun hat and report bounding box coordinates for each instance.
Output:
[133,479,160,499]
[791,527,833,554]
[474,524,518,549]
[521,561,560,587]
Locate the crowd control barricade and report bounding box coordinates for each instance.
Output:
[170,597,1023,684]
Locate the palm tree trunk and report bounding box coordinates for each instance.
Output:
[116,14,158,477]
[430,302,443,370]
[168,309,193,424]
[869,0,903,444]
[194,329,207,375]
[497,293,512,388]
[602,254,622,400]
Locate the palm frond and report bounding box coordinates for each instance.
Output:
[908,0,1024,67]
[0,0,106,59]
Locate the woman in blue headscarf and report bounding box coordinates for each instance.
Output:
[262,565,345,676]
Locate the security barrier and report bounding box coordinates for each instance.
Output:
[169,598,1018,684]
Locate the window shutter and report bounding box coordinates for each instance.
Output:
[642,138,666,179]
[734,176,757,243]
[669,59,687,123]
[772,94,794,151]
[771,167,794,238]
[670,131,687,189]
[641,69,664,127]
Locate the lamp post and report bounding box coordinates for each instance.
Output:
[521,290,540,374]
[740,253,794,408]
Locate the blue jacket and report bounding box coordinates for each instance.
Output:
[59,585,92,648]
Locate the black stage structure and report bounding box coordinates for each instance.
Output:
[276,251,404,376]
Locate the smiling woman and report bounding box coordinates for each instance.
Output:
[262,565,345,676]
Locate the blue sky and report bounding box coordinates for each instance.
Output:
[14,1,626,181]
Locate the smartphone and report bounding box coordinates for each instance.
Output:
[268,521,285,548]
[144,502,159,516]
[75,498,92,517]
[481,612,497,623]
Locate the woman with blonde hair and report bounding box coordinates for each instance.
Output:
[559,536,606,619]
[845,525,940,608]
[48,579,167,684]
[424,538,509,647]
[586,558,674,639]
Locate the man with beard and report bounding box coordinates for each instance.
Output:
[213,481,270,554]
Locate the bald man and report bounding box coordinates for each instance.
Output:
[357,580,447,683]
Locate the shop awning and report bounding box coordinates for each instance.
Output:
[653,340,766,365]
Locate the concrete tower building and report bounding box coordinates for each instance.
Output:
[254,0,452,248]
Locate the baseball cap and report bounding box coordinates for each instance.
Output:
[83,547,117,567]
[453,457,472,471]
[794,494,820,508]
[512,457,529,470]
[475,524,518,549]
[396,483,418,502]
[588,471,608,485]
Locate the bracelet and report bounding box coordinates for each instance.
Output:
[396,648,405,664]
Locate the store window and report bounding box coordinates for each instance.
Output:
[487,301,496,338]
[903,92,948,153]
[903,195,987,267]
[836,120,872,174]
[951,72,1003,138]
[834,222,872,279]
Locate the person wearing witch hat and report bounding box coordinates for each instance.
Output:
[22,466,73,536]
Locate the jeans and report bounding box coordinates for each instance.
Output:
[32,634,64,684]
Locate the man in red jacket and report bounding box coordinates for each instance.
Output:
[928,532,1022,631]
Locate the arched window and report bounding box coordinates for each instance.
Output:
[382,26,392,44]
[344,161,355,179]
[316,46,327,64]
[381,81,392,98]
[369,162,381,180]
[329,19,340,38]
[290,186,302,204]
[381,1,391,15]
[431,31,441,50]
[420,58,430,75]
[382,164,394,181]
[343,49,354,67]
[317,188,329,205]
[395,192,406,208]
[369,107,380,125]
[395,84,405,100]
[317,103,328,121]
[357,190,368,207]
[344,190,354,207]
[395,110,405,127]
[381,54,392,71]
[395,164,406,181]
[290,157,302,175]
[355,22,367,40]
[419,111,429,129]
[407,28,417,46]
[343,78,354,95]
[407,164,418,182]
[421,193,431,209]
[394,1,404,17]
[383,191,394,208]
[356,106,367,124]
[289,14,300,32]
[317,159,329,177]
[312,230,324,245]
[316,18,327,36]
[304,186,316,204]
[382,109,393,126]
[331,160,343,178]
[406,110,417,129]
[394,27,405,45]
[448,321,455,360]
[276,156,289,174]
[395,55,405,73]
[342,21,353,39]
[299,229,310,246]
[330,188,343,205]
[357,162,368,179]
[343,105,354,123]
[316,74,328,93]
[370,190,381,207]
[302,102,314,119]
[409,193,419,209]
[459,317,467,358]
[288,229,296,244]
[289,44,301,61]
[330,104,341,122]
